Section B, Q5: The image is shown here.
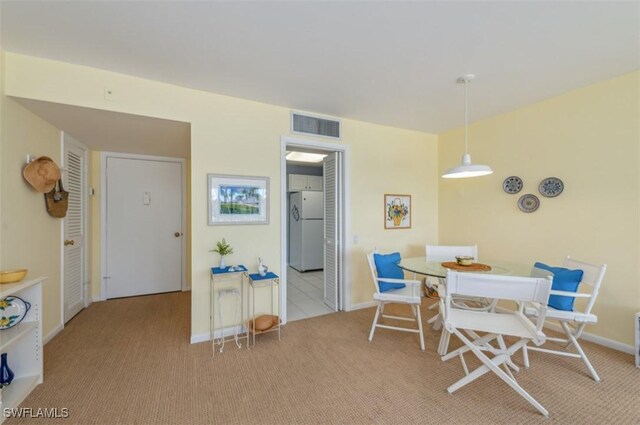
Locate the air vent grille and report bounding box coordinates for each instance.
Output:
[292,113,340,139]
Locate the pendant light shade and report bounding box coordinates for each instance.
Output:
[442,74,493,179]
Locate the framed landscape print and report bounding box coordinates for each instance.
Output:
[384,194,411,229]
[208,174,269,225]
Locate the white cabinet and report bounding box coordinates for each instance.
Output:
[288,174,323,192]
[0,277,44,423]
[288,174,307,192]
[307,175,323,191]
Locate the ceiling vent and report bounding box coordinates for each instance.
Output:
[291,111,341,139]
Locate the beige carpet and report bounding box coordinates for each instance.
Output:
[6,291,638,425]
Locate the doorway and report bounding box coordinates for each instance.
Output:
[280,137,350,323]
[101,152,186,299]
[61,133,89,323]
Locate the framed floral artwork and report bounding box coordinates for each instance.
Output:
[384,194,411,229]
[208,174,269,225]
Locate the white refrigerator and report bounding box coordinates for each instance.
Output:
[289,191,324,272]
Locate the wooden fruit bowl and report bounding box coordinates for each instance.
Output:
[0,269,28,284]
[250,315,280,333]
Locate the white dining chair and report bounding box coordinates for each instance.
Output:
[425,244,479,320]
[426,244,478,263]
[522,256,607,382]
[426,244,487,354]
[441,270,553,417]
[366,251,425,351]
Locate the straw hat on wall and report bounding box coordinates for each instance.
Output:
[22,156,61,193]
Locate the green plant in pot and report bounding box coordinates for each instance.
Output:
[211,238,233,269]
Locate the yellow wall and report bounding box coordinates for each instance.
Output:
[347,120,439,301]
[439,71,640,346]
[3,52,439,339]
[0,51,64,338]
[4,51,636,347]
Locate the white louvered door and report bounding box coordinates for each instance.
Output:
[63,137,86,323]
[323,152,342,311]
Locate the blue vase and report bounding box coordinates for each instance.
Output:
[0,353,14,388]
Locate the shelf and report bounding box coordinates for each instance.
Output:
[0,374,40,410]
[248,318,281,335]
[250,326,280,335]
[0,277,46,299]
[0,322,37,352]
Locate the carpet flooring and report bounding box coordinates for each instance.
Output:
[6,291,639,425]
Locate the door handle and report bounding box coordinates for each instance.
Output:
[64,239,75,246]
[174,232,181,237]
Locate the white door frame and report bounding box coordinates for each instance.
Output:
[100,151,187,300]
[280,136,351,323]
[59,132,90,327]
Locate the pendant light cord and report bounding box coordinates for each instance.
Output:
[464,79,468,155]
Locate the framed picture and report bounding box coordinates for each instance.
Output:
[384,194,411,229]
[208,174,269,225]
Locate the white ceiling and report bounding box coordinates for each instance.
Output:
[2,1,639,134]
[15,98,191,158]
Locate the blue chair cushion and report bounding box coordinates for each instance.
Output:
[373,252,406,292]
[533,262,583,311]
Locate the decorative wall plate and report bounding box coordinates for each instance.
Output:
[518,194,540,213]
[502,176,523,194]
[0,296,31,330]
[539,177,564,198]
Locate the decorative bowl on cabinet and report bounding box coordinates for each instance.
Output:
[0,269,28,284]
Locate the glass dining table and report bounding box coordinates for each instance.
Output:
[398,257,533,279]
[398,257,534,355]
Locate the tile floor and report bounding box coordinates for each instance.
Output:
[286,267,334,322]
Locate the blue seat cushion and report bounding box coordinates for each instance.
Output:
[373,252,406,292]
[533,262,584,311]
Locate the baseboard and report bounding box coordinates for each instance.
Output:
[347,301,377,311]
[190,325,247,344]
[449,305,634,355]
[43,323,64,345]
[543,321,634,355]
[92,295,105,302]
[190,332,210,344]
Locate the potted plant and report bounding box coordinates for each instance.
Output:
[210,238,233,269]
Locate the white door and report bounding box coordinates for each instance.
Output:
[105,156,183,299]
[63,136,87,322]
[323,152,341,311]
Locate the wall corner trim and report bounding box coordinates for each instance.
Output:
[347,301,377,311]
[43,323,64,345]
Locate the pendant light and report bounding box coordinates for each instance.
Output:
[441,74,493,179]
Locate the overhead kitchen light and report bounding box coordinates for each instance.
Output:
[442,74,493,179]
[285,151,327,163]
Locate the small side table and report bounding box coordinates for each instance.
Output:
[210,265,249,355]
[248,272,281,347]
